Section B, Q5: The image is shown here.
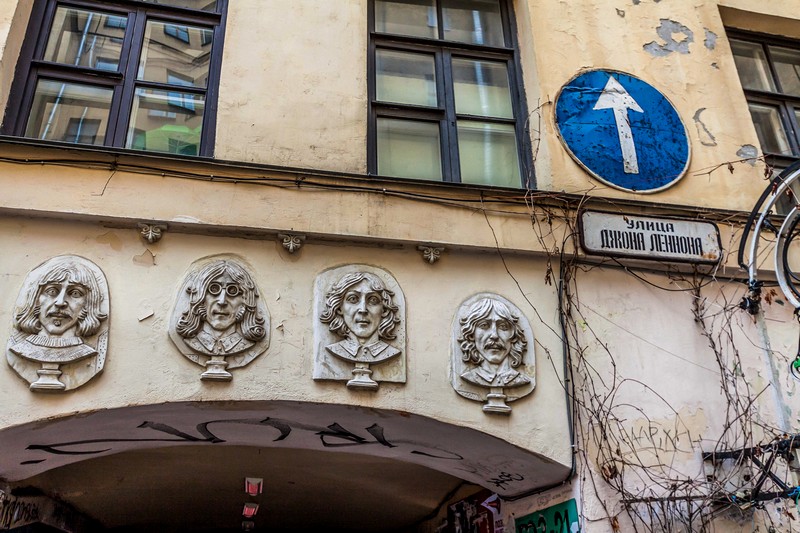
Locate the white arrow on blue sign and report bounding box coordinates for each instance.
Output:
[555,70,691,193]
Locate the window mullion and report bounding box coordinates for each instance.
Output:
[435,0,445,41]
[782,102,800,157]
[111,7,145,148]
[440,50,459,183]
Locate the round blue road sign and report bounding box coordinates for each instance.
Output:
[555,70,690,193]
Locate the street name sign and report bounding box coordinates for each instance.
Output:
[579,211,721,264]
[555,70,690,193]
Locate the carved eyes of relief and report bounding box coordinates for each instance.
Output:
[6,255,110,392]
[169,259,270,382]
[314,266,406,391]
[451,294,535,414]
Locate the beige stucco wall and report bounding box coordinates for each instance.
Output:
[208,0,797,212]
[0,1,798,530]
[0,0,794,213]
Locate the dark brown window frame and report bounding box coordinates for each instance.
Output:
[2,0,228,158]
[728,28,800,169]
[367,0,532,187]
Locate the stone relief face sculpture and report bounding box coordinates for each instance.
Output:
[6,256,110,392]
[314,266,406,390]
[169,259,269,381]
[451,294,535,414]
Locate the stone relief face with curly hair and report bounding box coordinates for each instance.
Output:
[7,256,110,392]
[170,258,270,382]
[315,267,406,390]
[452,294,534,414]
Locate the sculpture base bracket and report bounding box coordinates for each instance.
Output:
[30,363,66,392]
[347,363,379,391]
[201,357,233,382]
[483,389,512,415]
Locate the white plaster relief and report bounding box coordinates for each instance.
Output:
[313,265,406,390]
[451,293,535,414]
[169,258,270,381]
[6,255,110,392]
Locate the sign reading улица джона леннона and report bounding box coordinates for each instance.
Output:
[579,211,721,264]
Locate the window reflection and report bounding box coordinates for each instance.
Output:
[127,88,205,155]
[138,20,212,87]
[25,80,112,145]
[44,7,126,70]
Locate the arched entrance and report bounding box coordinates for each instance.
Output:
[0,401,570,531]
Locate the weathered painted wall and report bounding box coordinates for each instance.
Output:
[0,0,797,531]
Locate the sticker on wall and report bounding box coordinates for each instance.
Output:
[555,69,690,193]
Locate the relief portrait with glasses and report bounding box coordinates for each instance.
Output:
[169,258,269,381]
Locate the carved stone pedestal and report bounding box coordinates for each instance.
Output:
[30,363,66,391]
[201,356,233,381]
[347,363,379,390]
[483,387,512,414]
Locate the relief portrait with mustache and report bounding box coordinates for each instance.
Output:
[7,255,109,391]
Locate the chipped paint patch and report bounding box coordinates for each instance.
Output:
[737,144,759,166]
[133,249,156,266]
[693,108,717,147]
[96,231,123,251]
[704,29,717,50]
[644,19,694,56]
[616,8,625,17]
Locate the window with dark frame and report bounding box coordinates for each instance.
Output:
[729,30,800,167]
[2,0,227,157]
[728,30,800,213]
[368,0,530,188]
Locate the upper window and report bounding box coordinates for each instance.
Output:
[368,0,529,188]
[2,0,227,157]
[729,30,800,169]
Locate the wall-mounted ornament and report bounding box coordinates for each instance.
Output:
[417,245,444,264]
[314,265,406,390]
[138,223,167,244]
[6,255,110,392]
[451,294,535,414]
[169,258,269,381]
[278,233,306,254]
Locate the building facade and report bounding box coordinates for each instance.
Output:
[0,0,798,531]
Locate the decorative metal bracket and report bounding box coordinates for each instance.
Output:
[417,245,444,264]
[278,233,306,253]
[138,223,167,244]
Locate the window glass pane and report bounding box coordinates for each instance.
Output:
[376,49,437,107]
[43,7,126,70]
[25,80,112,145]
[442,0,504,46]
[748,102,791,155]
[457,121,520,187]
[138,20,213,87]
[377,118,442,180]
[770,45,800,97]
[138,0,219,12]
[127,88,205,155]
[375,0,437,39]
[730,39,777,92]
[452,58,512,118]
